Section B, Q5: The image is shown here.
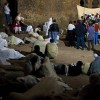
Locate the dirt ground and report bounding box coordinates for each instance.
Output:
[10,34,100,90]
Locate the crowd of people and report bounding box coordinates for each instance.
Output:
[67,13,100,50]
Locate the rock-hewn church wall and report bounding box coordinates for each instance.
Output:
[18,0,100,28]
[18,0,80,28]
[1,0,100,28]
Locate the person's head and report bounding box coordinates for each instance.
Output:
[77,20,81,24]
[50,39,54,43]
[4,2,9,6]
[34,45,40,52]
[49,17,53,22]
[93,53,98,59]
[2,24,6,28]
[73,21,76,24]
[89,22,93,26]
[53,19,56,23]
[76,61,83,67]
[89,73,100,84]
[69,21,72,24]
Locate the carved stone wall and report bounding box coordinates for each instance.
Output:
[18,0,80,28]
[1,0,100,28]
[92,0,99,8]
[84,0,100,8]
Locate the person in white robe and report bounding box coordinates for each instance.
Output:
[0,46,25,59]
[46,17,53,36]
[0,35,8,47]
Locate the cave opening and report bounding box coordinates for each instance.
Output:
[7,0,18,22]
[80,0,84,7]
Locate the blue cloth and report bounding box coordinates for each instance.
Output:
[51,32,58,43]
[94,32,98,45]
[76,37,85,49]
[5,14,11,25]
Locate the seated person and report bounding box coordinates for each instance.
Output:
[76,73,100,100]
[54,61,83,76]
[20,20,27,32]
[1,24,10,35]
[68,61,83,76]
[45,39,58,59]
[11,12,32,33]
[0,35,8,47]
[11,21,21,34]
[14,12,33,33]
[0,46,25,59]
[87,53,100,75]
[82,62,90,74]
[31,35,46,54]
[24,34,37,43]
[35,25,41,34]
[16,13,27,32]
[32,45,45,58]
[6,35,24,46]
[11,13,22,33]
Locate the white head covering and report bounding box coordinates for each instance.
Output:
[93,53,98,58]
[48,17,53,27]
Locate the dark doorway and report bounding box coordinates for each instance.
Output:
[7,0,18,22]
[80,0,84,7]
[92,0,99,8]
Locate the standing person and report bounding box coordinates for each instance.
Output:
[75,20,86,50]
[67,21,75,46]
[43,22,48,35]
[46,17,53,36]
[94,21,99,45]
[87,22,95,50]
[4,2,11,26]
[49,19,59,43]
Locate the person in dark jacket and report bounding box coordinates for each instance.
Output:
[49,19,59,43]
[54,61,83,76]
[68,61,83,76]
[75,20,87,50]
